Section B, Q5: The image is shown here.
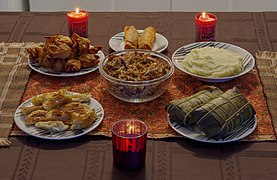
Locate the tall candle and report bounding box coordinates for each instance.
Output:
[67,8,89,37]
[195,12,217,42]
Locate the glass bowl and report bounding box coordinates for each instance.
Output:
[99,49,174,103]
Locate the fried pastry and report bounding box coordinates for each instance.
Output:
[30,94,45,106]
[64,59,82,72]
[27,44,44,63]
[38,56,55,68]
[70,110,97,130]
[71,33,90,55]
[124,26,138,49]
[26,33,102,73]
[25,110,48,125]
[30,91,59,106]
[138,26,156,50]
[45,43,71,59]
[57,89,91,103]
[42,91,72,111]
[52,59,65,72]
[45,109,72,125]
[59,102,91,116]
[55,35,73,46]
[21,105,44,116]
[21,89,97,133]
[78,53,100,68]
[86,46,102,54]
[35,121,69,132]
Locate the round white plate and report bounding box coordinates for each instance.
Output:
[28,50,105,77]
[14,96,104,140]
[168,115,257,143]
[109,30,168,52]
[172,42,255,82]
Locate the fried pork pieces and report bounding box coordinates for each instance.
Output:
[27,33,102,72]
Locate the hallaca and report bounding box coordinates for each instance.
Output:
[166,86,223,126]
[191,87,256,139]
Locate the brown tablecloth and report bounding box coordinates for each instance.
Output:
[0,12,277,180]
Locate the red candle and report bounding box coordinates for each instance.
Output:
[67,8,89,37]
[112,119,148,170]
[195,12,217,42]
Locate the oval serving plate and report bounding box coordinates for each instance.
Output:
[28,50,105,77]
[168,115,257,143]
[172,41,255,83]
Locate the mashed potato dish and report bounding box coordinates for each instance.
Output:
[183,47,243,77]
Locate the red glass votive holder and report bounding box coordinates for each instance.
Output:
[112,119,148,170]
[67,9,89,37]
[195,12,217,42]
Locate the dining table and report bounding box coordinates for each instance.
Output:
[0,11,277,180]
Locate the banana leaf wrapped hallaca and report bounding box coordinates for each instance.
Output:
[191,87,256,139]
[166,86,223,126]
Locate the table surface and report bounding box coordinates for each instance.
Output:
[0,12,277,180]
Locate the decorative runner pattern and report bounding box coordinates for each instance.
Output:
[0,43,275,147]
[256,51,277,136]
[0,43,34,147]
[9,45,276,141]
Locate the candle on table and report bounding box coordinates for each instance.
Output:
[195,12,217,42]
[67,8,89,37]
[112,119,148,170]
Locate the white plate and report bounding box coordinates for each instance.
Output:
[172,42,255,82]
[14,96,104,140]
[109,30,168,52]
[28,50,105,77]
[168,115,257,143]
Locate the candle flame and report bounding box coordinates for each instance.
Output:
[75,7,80,14]
[202,12,206,18]
[127,125,135,134]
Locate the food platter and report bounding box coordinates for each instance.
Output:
[14,96,104,140]
[109,30,168,52]
[172,41,255,82]
[168,115,257,143]
[28,50,105,77]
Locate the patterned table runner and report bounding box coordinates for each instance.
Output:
[0,43,34,147]
[7,44,276,142]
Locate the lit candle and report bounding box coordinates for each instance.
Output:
[67,7,89,37]
[195,12,217,42]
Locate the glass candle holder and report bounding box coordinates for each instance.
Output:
[112,119,148,170]
[195,12,217,42]
[67,8,89,37]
